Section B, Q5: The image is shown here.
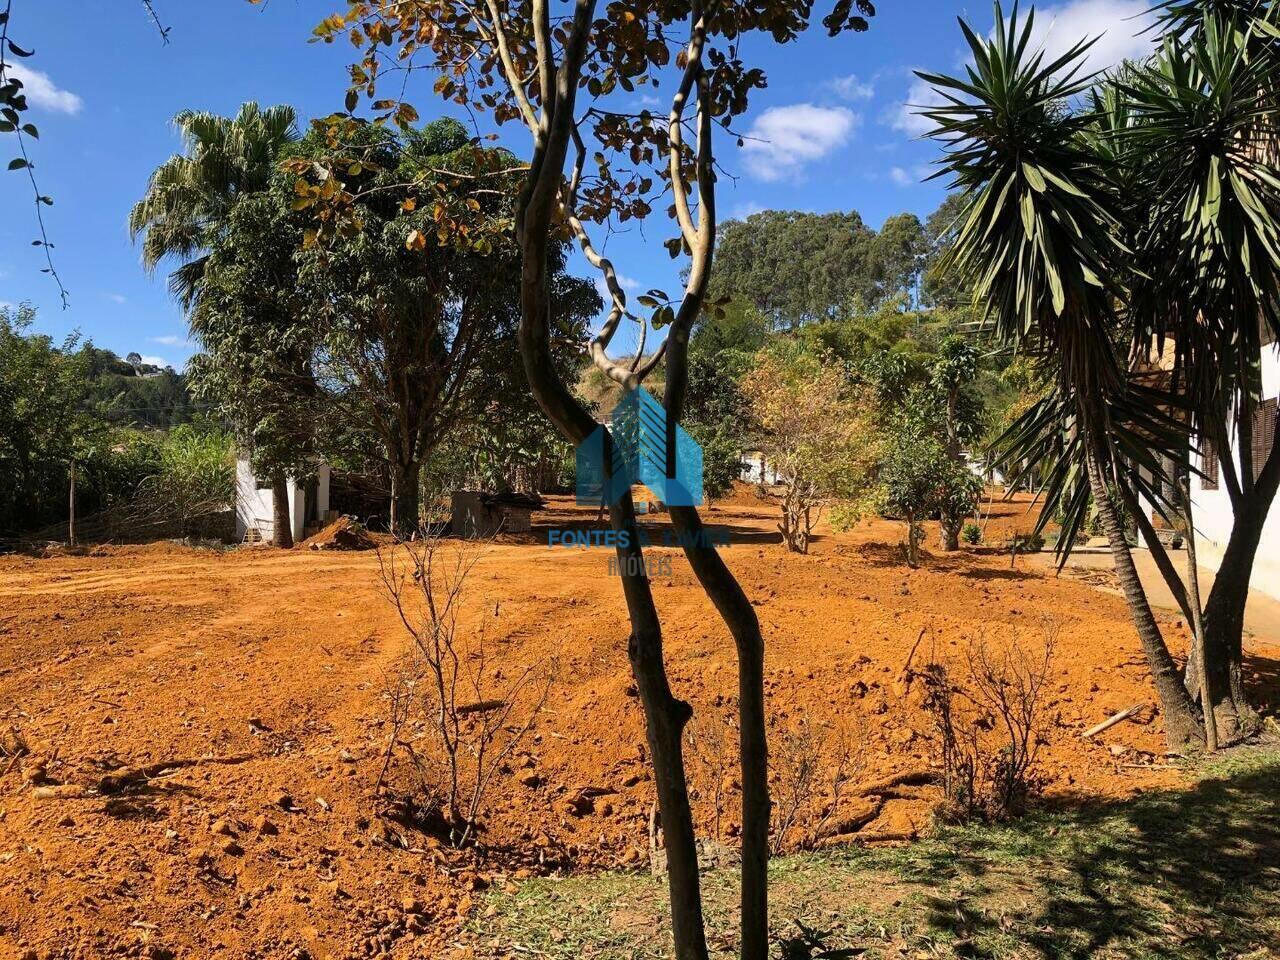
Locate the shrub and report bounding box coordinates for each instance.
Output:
[376,527,553,848]
[917,629,1055,823]
[962,521,982,545]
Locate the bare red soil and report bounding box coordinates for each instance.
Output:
[1,492,1277,959]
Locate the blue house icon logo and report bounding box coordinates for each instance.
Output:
[576,388,703,507]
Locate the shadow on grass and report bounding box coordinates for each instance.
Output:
[877,751,1280,958]
[469,751,1280,960]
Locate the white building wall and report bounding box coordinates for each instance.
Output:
[234,457,331,543]
[1189,345,1280,601]
[740,452,779,485]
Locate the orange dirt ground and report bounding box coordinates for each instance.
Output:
[1,491,1278,960]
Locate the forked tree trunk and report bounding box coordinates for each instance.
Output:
[1084,436,1201,750]
[669,504,769,960]
[271,472,293,549]
[608,497,710,960]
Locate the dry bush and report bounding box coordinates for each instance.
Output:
[685,711,867,855]
[917,626,1055,823]
[375,527,553,848]
[768,714,866,854]
[686,712,734,842]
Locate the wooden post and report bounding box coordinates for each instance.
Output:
[68,458,77,547]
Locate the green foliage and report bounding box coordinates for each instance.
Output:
[143,422,235,518]
[709,210,896,329]
[878,421,981,567]
[962,521,982,545]
[0,305,92,533]
[744,339,879,553]
[79,345,196,429]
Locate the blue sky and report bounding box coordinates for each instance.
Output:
[1,0,1159,365]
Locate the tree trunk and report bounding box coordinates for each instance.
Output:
[940,517,961,552]
[1199,503,1266,738]
[609,497,710,960]
[1084,439,1201,751]
[389,458,422,537]
[271,472,293,549]
[1179,485,1216,751]
[669,504,770,960]
[68,459,77,547]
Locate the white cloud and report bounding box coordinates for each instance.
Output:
[731,201,766,221]
[102,292,127,304]
[740,104,858,182]
[892,76,946,136]
[150,334,189,346]
[1020,0,1154,78]
[889,164,932,186]
[829,74,874,100]
[5,64,83,115]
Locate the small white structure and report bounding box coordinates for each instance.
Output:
[1188,343,1280,601]
[740,451,779,485]
[234,456,331,544]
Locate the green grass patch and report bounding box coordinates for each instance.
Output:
[465,748,1280,959]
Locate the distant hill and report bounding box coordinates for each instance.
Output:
[81,346,197,429]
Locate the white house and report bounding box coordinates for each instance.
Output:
[739,451,780,485]
[234,456,332,544]
[1187,343,1280,601]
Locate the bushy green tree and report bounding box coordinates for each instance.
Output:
[0,306,92,535]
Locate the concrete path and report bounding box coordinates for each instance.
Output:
[1034,548,1280,646]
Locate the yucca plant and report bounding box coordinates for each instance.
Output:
[1119,5,1280,737]
[920,2,1205,749]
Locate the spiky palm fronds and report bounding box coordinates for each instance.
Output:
[918,3,1189,556]
[129,103,299,309]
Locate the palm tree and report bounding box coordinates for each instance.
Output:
[1119,5,1280,737]
[130,102,298,308]
[131,102,300,546]
[919,4,1206,749]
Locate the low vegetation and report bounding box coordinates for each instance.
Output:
[464,749,1280,960]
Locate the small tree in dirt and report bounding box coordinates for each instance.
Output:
[318,1,880,954]
[929,336,984,550]
[879,422,980,568]
[743,344,877,553]
[376,524,552,848]
[917,628,1055,823]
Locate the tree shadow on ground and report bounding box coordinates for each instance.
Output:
[898,757,1280,958]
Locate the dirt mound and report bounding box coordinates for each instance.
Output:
[300,516,376,551]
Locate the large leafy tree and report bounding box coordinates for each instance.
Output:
[292,119,599,531]
[0,305,91,533]
[130,102,302,545]
[319,1,879,957]
[709,210,880,327]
